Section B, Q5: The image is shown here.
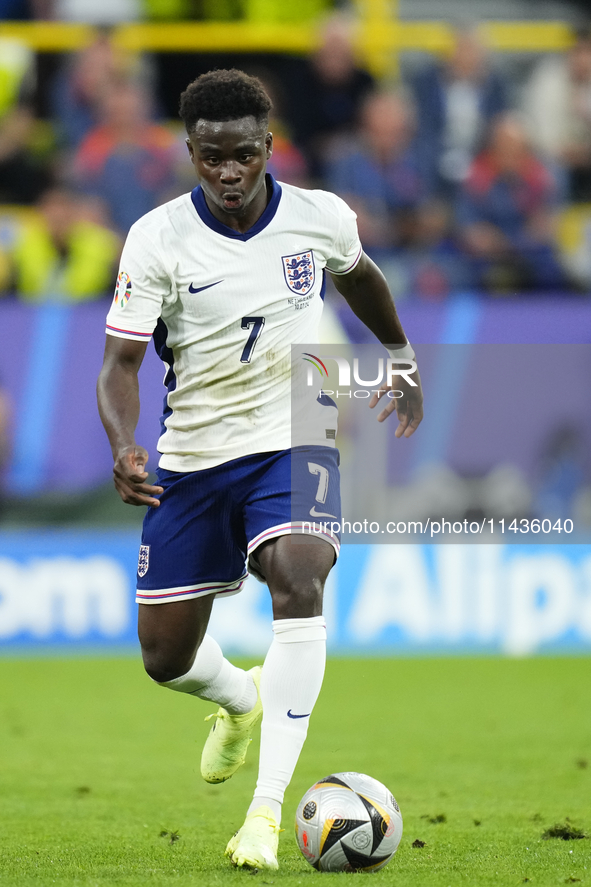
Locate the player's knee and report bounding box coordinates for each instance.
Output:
[141,647,193,684]
[271,575,324,619]
[142,659,187,684]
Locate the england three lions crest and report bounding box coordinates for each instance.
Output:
[137,545,150,578]
[282,250,315,296]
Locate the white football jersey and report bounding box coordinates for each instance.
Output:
[105,176,362,471]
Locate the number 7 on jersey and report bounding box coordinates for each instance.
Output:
[240,316,265,363]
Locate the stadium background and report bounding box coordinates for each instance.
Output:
[0,0,590,657]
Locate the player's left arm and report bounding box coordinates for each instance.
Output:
[329,251,423,437]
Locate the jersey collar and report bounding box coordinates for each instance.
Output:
[191,174,282,241]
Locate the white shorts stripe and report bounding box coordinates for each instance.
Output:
[136,573,248,605]
[248,522,340,557]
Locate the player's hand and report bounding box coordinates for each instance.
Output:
[113,445,163,507]
[369,369,424,437]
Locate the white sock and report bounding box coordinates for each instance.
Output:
[248,616,327,826]
[155,633,257,715]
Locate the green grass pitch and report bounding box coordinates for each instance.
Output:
[0,656,589,886]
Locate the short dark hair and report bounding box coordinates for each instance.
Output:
[179,69,272,133]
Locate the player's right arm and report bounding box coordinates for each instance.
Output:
[98,221,170,506]
[97,336,163,507]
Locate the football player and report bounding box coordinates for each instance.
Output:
[97,69,422,871]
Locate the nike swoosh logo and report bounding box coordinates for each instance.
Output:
[287,710,311,719]
[188,280,224,294]
[309,506,338,519]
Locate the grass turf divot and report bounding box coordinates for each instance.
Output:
[542,822,588,841]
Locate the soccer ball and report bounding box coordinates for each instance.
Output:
[294,772,403,872]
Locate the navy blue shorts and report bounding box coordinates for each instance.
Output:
[136,446,341,604]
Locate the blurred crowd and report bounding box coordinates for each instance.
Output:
[3,8,591,300]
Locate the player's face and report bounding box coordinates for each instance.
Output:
[187,116,273,229]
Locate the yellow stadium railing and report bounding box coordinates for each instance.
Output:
[0,18,576,77]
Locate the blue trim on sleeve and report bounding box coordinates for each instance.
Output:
[153,319,177,440]
[190,174,282,241]
[319,269,326,301]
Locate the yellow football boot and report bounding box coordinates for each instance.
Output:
[200,666,262,784]
[225,806,280,870]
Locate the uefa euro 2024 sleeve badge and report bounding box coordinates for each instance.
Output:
[282,251,315,309]
[137,544,150,578]
[115,271,132,308]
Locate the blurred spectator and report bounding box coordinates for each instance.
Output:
[50,34,155,152]
[73,76,175,233]
[287,13,374,179]
[267,128,309,188]
[255,70,309,188]
[0,186,120,301]
[412,27,509,197]
[456,113,569,294]
[50,34,120,151]
[326,91,425,258]
[523,28,591,202]
[0,37,52,204]
[405,200,468,301]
